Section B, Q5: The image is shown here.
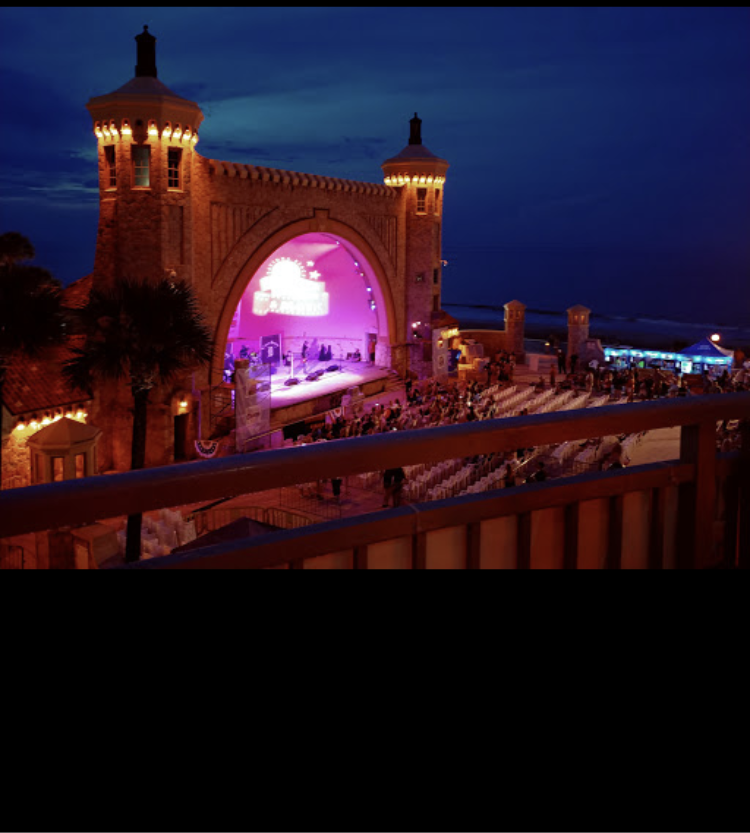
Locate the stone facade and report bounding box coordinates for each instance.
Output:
[82,31,450,471]
[1,431,31,491]
[458,329,510,357]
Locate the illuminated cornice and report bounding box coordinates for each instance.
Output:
[92,118,199,147]
[206,159,397,197]
[383,174,446,186]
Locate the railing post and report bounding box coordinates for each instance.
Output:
[648,487,667,569]
[677,420,717,568]
[353,545,368,570]
[605,495,624,569]
[563,504,579,569]
[517,512,531,569]
[412,531,426,569]
[738,420,750,569]
[466,522,481,569]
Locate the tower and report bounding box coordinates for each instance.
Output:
[504,300,526,361]
[382,114,449,361]
[85,26,204,287]
[567,304,591,363]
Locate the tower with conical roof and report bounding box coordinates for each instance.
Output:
[382,114,449,361]
[86,26,204,287]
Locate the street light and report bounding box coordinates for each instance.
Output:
[710,333,721,343]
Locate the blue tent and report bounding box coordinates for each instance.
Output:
[681,337,733,359]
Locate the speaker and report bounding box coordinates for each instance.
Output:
[326,365,339,373]
[284,377,300,386]
[306,374,319,382]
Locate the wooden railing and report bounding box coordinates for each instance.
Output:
[0,394,748,568]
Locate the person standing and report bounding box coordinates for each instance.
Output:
[549,363,556,388]
[382,466,406,507]
[391,466,406,506]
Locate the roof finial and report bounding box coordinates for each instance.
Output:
[409,112,422,145]
[135,24,157,78]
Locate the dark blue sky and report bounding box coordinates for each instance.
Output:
[1,7,748,325]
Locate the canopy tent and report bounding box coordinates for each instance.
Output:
[681,337,733,359]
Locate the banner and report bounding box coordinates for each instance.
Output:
[260,334,282,366]
[195,439,220,458]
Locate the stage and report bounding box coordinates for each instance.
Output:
[262,359,396,429]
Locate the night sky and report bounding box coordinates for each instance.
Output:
[1,7,748,326]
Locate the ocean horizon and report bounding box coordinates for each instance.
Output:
[443,303,750,352]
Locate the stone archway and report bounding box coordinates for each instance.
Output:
[209,215,399,388]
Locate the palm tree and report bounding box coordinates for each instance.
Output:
[0,232,65,488]
[64,277,213,562]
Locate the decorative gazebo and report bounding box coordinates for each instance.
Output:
[26,418,101,484]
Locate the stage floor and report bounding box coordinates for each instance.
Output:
[264,360,391,411]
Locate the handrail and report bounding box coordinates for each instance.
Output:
[124,461,698,570]
[1,393,748,540]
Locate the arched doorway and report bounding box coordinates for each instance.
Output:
[217,230,393,384]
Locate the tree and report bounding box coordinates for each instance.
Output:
[0,233,65,489]
[64,277,213,562]
[0,231,35,267]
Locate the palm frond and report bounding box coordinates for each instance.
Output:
[0,263,65,361]
[66,276,213,394]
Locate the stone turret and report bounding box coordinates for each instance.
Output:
[85,26,204,287]
[504,299,526,361]
[382,114,449,373]
[567,304,591,365]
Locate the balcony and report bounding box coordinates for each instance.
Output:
[0,393,748,568]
